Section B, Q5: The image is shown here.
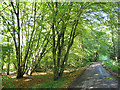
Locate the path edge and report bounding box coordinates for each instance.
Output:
[67,62,94,88]
[101,63,120,78]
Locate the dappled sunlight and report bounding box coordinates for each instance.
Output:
[1,1,119,89]
[101,83,108,86]
[69,62,118,88]
[90,87,94,89]
[91,63,100,68]
[36,84,41,86]
[47,72,53,74]
[7,74,17,79]
[2,72,54,88]
[64,70,70,73]
[11,76,16,78]
[95,74,99,76]
[40,73,47,75]
[24,79,32,82]
[87,77,92,79]
[32,72,47,76]
[64,69,74,73]
[96,79,103,82]
[111,84,117,86]
[23,74,28,77]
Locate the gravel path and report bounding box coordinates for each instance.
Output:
[69,62,119,89]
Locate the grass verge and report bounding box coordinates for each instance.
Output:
[102,60,120,77]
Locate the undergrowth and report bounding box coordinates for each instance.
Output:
[2,62,93,88]
[102,60,119,74]
[2,75,17,88]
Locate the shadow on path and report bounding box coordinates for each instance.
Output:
[68,62,119,89]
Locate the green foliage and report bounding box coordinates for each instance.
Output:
[102,60,119,73]
[0,1,119,81]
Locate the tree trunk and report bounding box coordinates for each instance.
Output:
[13,62,17,70]
[16,2,23,79]
[17,69,23,79]
[59,35,75,77]
[2,63,4,71]
[7,63,10,75]
[112,30,118,62]
[2,53,4,73]
[51,2,59,81]
[11,3,21,78]
[118,31,120,61]
[118,2,120,62]
[81,40,84,62]
[7,37,10,75]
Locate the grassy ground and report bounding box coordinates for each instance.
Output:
[102,60,120,76]
[2,62,93,88]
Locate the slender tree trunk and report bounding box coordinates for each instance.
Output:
[13,62,17,70]
[117,1,120,76]
[118,33,120,61]
[16,1,23,79]
[11,7,22,78]
[59,43,71,77]
[2,63,4,71]
[59,19,79,77]
[2,53,4,74]
[2,34,4,73]
[7,63,10,75]
[51,2,59,81]
[118,2,120,62]
[7,53,10,75]
[81,40,84,62]
[7,38,10,75]
[52,18,58,80]
[112,30,118,62]
[52,2,80,80]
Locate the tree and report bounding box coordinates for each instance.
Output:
[49,2,99,80]
[118,2,120,62]
[1,1,51,78]
[0,1,118,80]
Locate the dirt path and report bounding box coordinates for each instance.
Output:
[69,62,119,89]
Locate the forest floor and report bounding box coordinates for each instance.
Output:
[2,69,72,88]
[69,62,119,89]
[2,68,84,88]
[2,62,93,88]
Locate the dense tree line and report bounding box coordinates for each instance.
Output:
[0,1,119,80]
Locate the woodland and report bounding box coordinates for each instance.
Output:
[0,1,120,88]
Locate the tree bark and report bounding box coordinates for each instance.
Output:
[111,30,118,62]
[13,62,17,70]
[52,2,59,80]
[7,37,10,75]
[81,40,84,62]
[118,2,120,62]
[7,63,10,75]
[59,20,78,77]
[2,63,4,71]
[16,1,23,79]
